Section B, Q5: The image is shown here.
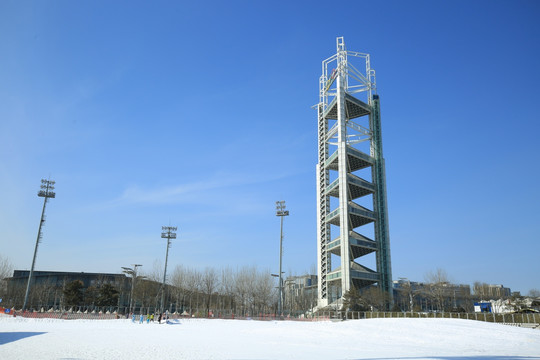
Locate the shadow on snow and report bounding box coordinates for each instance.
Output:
[0,331,47,345]
[357,357,540,360]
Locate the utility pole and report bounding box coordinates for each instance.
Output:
[23,179,56,311]
[275,201,289,317]
[160,226,177,313]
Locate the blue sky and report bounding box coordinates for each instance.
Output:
[1,0,539,294]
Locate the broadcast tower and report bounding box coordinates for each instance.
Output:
[316,37,392,308]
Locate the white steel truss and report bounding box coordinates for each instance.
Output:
[316,37,393,309]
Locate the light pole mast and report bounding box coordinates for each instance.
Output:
[160,226,177,313]
[23,179,55,311]
[275,201,289,317]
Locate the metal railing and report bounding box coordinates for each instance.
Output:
[5,307,539,328]
[307,311,540,326]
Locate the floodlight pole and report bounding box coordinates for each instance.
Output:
[23,179,56,311]
[275,201,289,317]
[160,226,177,313]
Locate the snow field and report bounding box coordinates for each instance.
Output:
[1,315,539,359]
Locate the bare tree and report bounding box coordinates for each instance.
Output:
[296,292,313,313]
[171,265,186,313]
[424,268,451,311]
[184,267,202,314]
[253,270,275,314]
[6,281,26,309]
[33,278,59,310]
[397,281,421,313]
[147,260,163,283]
[201,267,219,317]
[220,266,235,314]
[235,266,256,316]
[0,253,14,299]
[134,267,161,311]
[0,254,13,278]
[148,260,165,308]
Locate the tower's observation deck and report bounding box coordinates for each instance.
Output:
[316,37,392,308]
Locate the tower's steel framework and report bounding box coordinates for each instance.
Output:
[316,38,392,307]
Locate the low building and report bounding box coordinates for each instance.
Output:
[393,279,471,312]
[473,283,512,298]
[6,270,130,310]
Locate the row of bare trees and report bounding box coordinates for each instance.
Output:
[119,263,280,316]
[392,269,472,312]
[166,265,278,316]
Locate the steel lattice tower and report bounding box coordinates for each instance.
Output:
[316,37,392,308]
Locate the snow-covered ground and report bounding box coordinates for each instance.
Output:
[1,315,539,359]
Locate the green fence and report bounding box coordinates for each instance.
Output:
[310,311,540,325]
[9,307,540,327]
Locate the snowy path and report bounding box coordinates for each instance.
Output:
[1,316,539,359]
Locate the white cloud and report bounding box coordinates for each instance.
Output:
[114,170,298,206]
